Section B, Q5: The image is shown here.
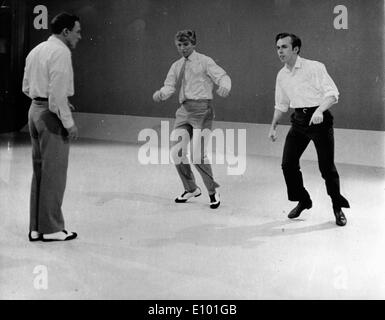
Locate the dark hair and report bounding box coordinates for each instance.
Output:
[50,12,80,34]
[175,30,196,45]
[275,33,301,54]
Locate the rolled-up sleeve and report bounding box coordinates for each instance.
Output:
[274,76,290,112]
[205,57,231,91]
[316,63,339,103]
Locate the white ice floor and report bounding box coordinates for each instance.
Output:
[0,132,384,300]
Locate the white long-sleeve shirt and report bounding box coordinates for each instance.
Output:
[22,35,75,128]
[275,56,339,112]
[159,50,231,103]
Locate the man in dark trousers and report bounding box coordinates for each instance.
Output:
[153,30,231,209]
[268,33,350,226]
[22,12,81,241]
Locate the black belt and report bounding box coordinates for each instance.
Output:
[33,97,48,101]
[295,106,318,114]
[183,99,211,103]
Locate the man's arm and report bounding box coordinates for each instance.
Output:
[153,62,178,102]
[48,51,77,139]
[268,109,285,142]
[269,74,289,141]
[22,68,30,97]
[205,57,231,98]
[309,96,337,125]
[309,63,339,125]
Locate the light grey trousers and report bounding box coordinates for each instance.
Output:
[170,100,220,195]
[28,101,70,233]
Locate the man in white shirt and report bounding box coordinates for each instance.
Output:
[153,30,231,209]
[268,33,349,226]
[22,12,81,241]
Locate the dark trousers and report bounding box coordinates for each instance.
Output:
[282,108,349,209]
[28,101,70,233]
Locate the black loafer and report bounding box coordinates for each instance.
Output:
[333,208,347,226]
[288,200,312,219]
[209,193,220,209]
[28,231,43,242]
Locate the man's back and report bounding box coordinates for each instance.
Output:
[23,36,73,99]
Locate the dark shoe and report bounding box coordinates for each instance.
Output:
[28,231,42,242]
[288,200,312,219]
[209,193,220,209]
[175,187,201,203]
[42,230,78,242]
[334,208,347,226]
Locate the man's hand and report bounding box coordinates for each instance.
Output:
[67,125,78,140]
[268,126,277,142]
[216,87,230,98]
[153,90,163,102]
[309,109,324,125]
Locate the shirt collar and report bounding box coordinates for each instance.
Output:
[48,35,71,52]
[283,55,303,72]
[294,55,303,68]
[183,50,197,62]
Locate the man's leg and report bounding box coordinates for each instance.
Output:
[28,108,41,233]
[170,124,200,194]
[37,112,69,234]
[312,126,349,225]
[282,126,314,218]
[191,128,220,195]
[282,126,312,202]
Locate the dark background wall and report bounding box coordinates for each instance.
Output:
[0,0,29,133]
[22,0,385,130]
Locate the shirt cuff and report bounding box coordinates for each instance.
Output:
[219,75,231,91]
[324,91,339,103]
[61,116,74,129]
[159,87,174,100]
[274,104,289,113]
